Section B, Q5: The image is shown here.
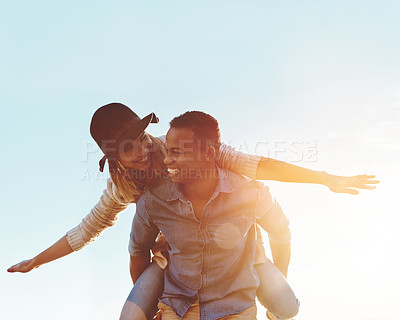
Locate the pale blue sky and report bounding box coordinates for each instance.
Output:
[1,1,399,319]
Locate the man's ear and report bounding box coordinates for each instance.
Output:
[204,146,216,162]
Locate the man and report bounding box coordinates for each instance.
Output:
[129,111,295,320]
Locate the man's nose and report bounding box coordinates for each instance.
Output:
[164,155,174,166]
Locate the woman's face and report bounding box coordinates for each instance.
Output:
[117,132,153,170]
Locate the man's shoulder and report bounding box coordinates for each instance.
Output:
[221,168,269,207]
[221,167,262,190]
[136,177,173,217]
[143,176,173,201]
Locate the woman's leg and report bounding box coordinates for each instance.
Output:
[255,259,299,319]
[120,261,165,320]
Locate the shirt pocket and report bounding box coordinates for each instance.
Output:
[207,217,253,250]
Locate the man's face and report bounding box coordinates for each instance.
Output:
[164,127,211,184]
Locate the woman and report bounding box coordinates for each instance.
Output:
[8,103,378,320]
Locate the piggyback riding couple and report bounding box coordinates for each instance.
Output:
[8,103,378,320]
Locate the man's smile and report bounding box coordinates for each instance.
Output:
[167,168,180,176]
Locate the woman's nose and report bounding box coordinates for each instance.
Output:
[138,142,151,156]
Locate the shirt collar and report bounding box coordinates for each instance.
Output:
[167,166,235,202]
[214,166,235,195]
[167,182,186,202]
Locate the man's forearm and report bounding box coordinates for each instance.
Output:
[269,240,291,278]
[130,253,151,284]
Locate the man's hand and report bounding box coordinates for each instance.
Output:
[325,174,379,195]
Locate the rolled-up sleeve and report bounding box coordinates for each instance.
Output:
[255,183,291,244]
[66,178,130,251]
[129,195,160,257]
[217,143,262,180]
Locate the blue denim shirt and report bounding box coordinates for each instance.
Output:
[130,167,291,320]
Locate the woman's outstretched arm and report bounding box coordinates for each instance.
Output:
[8,178,130,273]
[256,157,379,194]
[217,144,379,194]
[8,236,73,273]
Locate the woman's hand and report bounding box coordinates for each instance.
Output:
[325,174,379,195]
[7,236,74,274]
[7,259,38,273]
[256,158,380,195]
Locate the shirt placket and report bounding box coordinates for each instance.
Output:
[182,199,205,297]
[198,191,219,320]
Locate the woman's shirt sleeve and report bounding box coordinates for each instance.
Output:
[65,178,131,251]
[217,143,262,179]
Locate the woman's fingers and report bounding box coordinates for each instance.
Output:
[344,188,359,195]
[328,184,360,194]
[7,263,20,272]
[365,180,380,184]
[350,176,380,188]
[354,175,380,183]
[7,260,33,273]
[355,184,376,190]
[355,174,376,179]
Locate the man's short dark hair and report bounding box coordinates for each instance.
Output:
[169,111,221,150]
